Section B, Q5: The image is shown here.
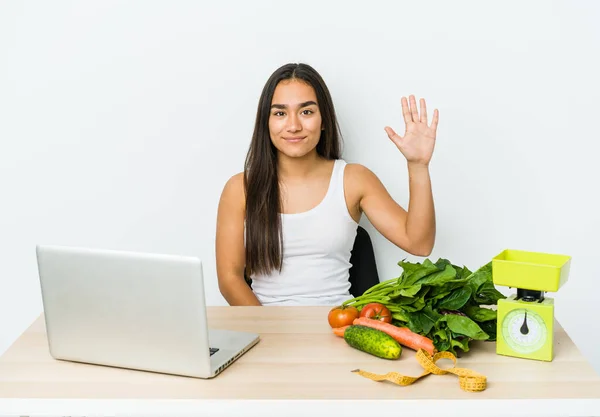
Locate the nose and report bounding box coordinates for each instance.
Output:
[286,112,301,132]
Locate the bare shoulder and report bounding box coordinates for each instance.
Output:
[219,171,246,211]
[344,162,382,192]
[343,162,385,219]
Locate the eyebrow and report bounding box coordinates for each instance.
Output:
[270,100,317,110]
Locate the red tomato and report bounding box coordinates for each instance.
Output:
[359,302,392,323]
[328,305,359,328]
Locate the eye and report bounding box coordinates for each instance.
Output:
[302,109,314,115]
[273,111,285,117]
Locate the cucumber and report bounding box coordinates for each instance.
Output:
[343,324,402,359]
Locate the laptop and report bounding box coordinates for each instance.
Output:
[35,244,260,379]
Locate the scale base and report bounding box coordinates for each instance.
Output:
[496,295,555,362]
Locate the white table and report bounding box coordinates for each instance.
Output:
[1,306,599,416]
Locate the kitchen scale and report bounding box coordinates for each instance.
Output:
[492,249,571,362]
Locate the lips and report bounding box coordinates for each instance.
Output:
[283,136,306,143]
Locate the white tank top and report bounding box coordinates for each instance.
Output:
[249,159,359,306]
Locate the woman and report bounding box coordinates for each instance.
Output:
[215,63,439,306]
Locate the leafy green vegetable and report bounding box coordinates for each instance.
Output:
[473,282,506,305]
[437,286,472,310]
[342,258,506,355]
[463,305,497,322]
[467,262,493,294]
[405,306,442,334]
[478,320,498,341]
[439,315,489,340]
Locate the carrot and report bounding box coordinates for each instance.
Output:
[352,317,436,356]
[332,325,350,337]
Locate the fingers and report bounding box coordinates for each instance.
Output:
[384,126,396,138]
[403,95,427,124]
[399,95,439,132]
[431,109,440,132]
[409,95,419,123]
[401,97,411,125]
[384,126,402,143]
[420,98,428,124]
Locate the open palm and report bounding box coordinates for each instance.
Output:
[385,95,439,166]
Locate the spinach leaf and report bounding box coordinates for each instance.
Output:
[439,315,489,340]
[451,336,471,353]
[416,264,457,286]
[435,258,452,269]
[399,259,441,287]
[432,325,456,353]
[463,305,497,322]
[478,320,498,341]
[405,306,442,334]
[400,298,426,312]
[398,284,422,297]
[434,338,451,352]
[454,265,473,281]
[433,327,448,341]
[473,281,506,305]
[397,259,423,276]
[428,281,466,300]
[437,286,472,310]
[393,295,419,305]
[466,262,493,294]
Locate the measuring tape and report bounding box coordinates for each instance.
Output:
[351,348,487,392]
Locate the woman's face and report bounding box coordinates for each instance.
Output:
[268,79,323,159]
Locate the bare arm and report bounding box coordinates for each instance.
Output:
[404,162,435,255]
[351,95,438,256]
[215,173,262,306]
[350,163,435,257]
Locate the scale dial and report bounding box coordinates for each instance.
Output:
[501,308,548,354]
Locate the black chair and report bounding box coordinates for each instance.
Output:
[244,225,380,298]
[348,225,380,297]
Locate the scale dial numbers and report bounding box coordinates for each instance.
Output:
[502,308,548,354]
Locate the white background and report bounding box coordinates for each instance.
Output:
[1,0,599,376]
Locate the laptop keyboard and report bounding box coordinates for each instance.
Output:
[209,347,219,356]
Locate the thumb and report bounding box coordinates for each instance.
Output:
[384,126,402,143]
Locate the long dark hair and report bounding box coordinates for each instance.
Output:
[244,63,342,277]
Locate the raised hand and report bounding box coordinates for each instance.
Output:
[384,95,439,166]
